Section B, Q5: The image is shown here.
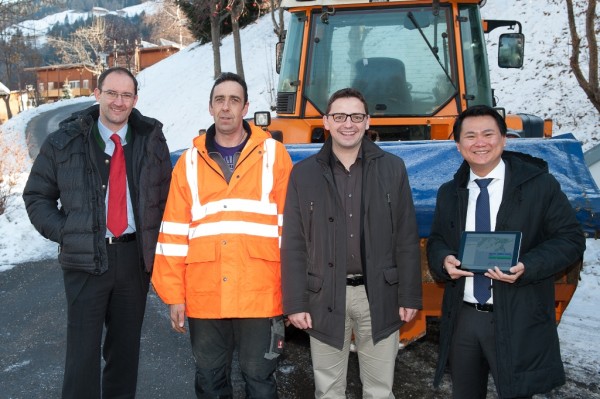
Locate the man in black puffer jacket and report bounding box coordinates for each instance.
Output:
[23,67,171,399]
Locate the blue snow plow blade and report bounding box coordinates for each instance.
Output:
[170,133,600,238]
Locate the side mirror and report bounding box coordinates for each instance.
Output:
[498,33,524,68]
[275,41,284,74]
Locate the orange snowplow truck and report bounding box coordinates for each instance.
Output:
[250,0,599,346]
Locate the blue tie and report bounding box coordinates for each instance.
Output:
[474,178,493,304]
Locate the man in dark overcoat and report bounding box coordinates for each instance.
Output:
[427,105,585,398]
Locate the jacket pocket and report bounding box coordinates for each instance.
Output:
[244,239,281,293]
[383,265,399,285]
[247,239,280,262]
[186,241,216,264]
[307,273,324,293]
[186,241,220,294]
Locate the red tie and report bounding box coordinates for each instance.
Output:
[107,134,127,237]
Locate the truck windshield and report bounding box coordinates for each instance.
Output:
[304,6,456,116]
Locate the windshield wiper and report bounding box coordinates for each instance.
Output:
[407,11,455,89]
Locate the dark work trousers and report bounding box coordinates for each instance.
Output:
[449,303,533,399]
[188,317,279,399]
[61,240,149,399]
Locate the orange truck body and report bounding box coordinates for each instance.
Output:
[256,0,590,345]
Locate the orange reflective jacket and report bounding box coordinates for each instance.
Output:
[152,126,292,318]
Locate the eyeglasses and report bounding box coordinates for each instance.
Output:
[326,113,367,123]
[101,89,135,102]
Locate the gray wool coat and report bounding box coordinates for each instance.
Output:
[281,137,422,350]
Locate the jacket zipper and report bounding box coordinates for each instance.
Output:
[386,193,394,234]
[308,201,314,243]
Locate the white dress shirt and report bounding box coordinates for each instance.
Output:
[98,120,136,237]
[463,160,505,304]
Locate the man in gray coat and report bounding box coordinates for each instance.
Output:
[427,105,585,398]
[281,88,422,398]
[23,67,171,399]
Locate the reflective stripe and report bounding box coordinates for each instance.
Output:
[186,148,203,221]
[184,138,279,236]
[196,198,277,220]
[261,139,276,202]
[189,221,279,239]
[160,221,190,236]
[155,242,188,257]
[278,213,283,227]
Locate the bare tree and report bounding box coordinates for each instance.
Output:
[210,0,224,79]
[566,0,599,114]
[48,16,108,75]
[144,0,194,47]
[0,1,61,128]
[0,33,28,118]
[270,0,284,42]
[228,0,245,79]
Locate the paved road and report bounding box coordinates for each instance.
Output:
[1,260,599,398]
[25,100,95,159]
[0,259,441,398]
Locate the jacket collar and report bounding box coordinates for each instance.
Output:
[196,120,269,153]
[453,150,548,189]
[50,104,155,150]
[316,136,385,166]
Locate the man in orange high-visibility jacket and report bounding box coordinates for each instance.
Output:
[152,72,292,398]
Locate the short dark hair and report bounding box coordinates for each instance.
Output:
[97,67,138,95]
[326,88,369,115]
[210,72,248,104]
[452,104,507,142]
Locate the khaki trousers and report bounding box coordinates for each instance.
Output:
[310,285,399,399]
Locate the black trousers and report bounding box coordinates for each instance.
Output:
[449,303,532,399]
[61,240,149,399]
[188,317,280,399]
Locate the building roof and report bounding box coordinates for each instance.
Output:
[24,63,96,72]
[0,81,10,95]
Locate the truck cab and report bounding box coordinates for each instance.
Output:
[262,0,583,345]
[269,0,535,144]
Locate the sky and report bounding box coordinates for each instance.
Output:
[0,0,599,391]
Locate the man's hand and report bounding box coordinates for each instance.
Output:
[443,254,474,280]
[287,312,312,330]
[399,307,418,323]
[169,303,186,333]
[485,262,524,283]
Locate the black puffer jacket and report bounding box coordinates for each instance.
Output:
[23,105,172,274]
[427,151,586,397]
[282,137,422,350]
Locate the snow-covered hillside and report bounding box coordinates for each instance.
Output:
[3,0,161,44]
[484,0,599,151]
